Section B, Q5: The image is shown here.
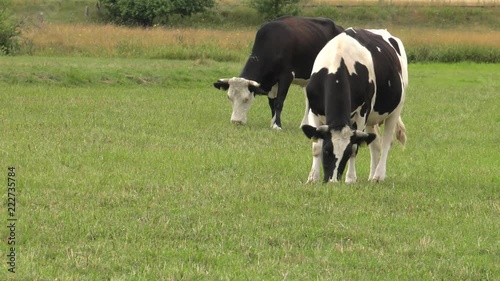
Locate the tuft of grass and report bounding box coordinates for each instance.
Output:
[0,57,499,280]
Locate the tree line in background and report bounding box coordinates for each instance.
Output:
[100,0,215,26]
[99,0,299,26]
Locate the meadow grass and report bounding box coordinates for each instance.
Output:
[0,57,498,280]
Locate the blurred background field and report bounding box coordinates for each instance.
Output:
[7,0,499,62]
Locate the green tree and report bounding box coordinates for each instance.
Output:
[0,4,21,55]
[249,0,301,20]
[100,0,215,26]
[170,0,215,17]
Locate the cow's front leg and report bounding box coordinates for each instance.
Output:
[371,111,400,182]
[307,138,322,183]
[345,146,358,184]
[271,74,293,130]
[267,84,278,127]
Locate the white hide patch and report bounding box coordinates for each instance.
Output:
[367,111,390,127]
[312,33,375,87]
[307,110,326,128]
[268,84,278,99]
[331,126,352,180]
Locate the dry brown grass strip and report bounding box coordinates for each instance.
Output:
[24,24,254,57]
[22,23,500,58]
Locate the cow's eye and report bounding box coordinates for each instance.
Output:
[242,97,249,103]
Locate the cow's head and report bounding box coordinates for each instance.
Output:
[302,124,376,183]
[214,77,268,125]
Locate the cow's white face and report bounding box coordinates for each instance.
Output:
[302,125,376,182]
[214,77,267,125]
[329,127,357,182]
[227,78,256,124]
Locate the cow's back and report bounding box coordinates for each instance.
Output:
[240,16,343,90]
[343,29,407,116]
[281,17,343,78]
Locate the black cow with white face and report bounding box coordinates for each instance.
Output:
[302,28,408,183]
[214,16,344,129]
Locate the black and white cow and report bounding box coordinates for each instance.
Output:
[214,16,344,129]
[302,28,408,183]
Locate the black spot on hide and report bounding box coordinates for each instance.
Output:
[389,37,401,56]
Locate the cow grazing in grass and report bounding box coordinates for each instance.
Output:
[214,16,344,129]
[302,28,408,183]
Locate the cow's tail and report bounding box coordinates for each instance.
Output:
[395,116,407,148]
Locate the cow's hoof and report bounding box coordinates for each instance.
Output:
[271,123,282,130]
[306,175,319,184]
[306,178,316,184]
[345,177,357,184]
[369,176,385,183]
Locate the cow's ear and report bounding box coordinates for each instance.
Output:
[302,125,318,139]
[351,130,376,146]
[302,125,330,140]
[249,85,268,96]
[214,79,229,90]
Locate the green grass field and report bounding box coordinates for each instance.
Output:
[0,57,498,280]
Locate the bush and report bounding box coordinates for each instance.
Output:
[248,0,301,20]
[100,0,215,26]
[0,7,21,55]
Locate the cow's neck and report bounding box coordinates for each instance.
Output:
[239,55,264,84]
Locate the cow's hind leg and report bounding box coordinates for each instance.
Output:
[300,87,310,128]
[345,153,357,184]
[366,125,381,181]
[371,110,401,182]
[307,139,322,183]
